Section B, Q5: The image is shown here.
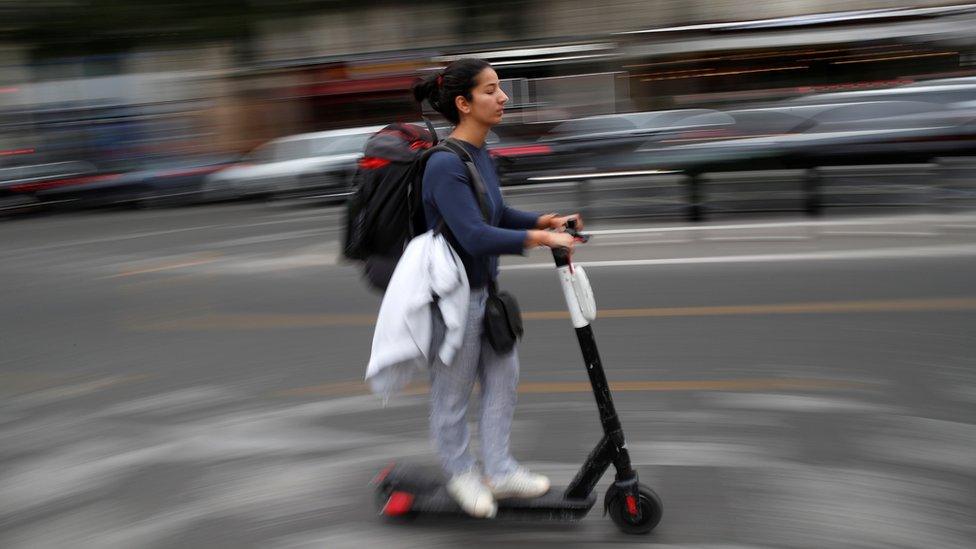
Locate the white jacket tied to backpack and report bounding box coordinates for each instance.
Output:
[366,231,470,400]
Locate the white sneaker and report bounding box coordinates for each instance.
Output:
[490,468,551,499]
[446,471,497,518]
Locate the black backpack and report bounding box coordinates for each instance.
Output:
[341,121,439,291]
[342,122,489,292]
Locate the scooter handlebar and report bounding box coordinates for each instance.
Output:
[551,220,590,266]
[564,219,590,243]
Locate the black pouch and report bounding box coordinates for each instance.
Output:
[483,281,523,354]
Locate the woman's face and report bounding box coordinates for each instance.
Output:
[462,67,508,127]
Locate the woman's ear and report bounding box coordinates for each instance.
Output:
[454,95,471,115]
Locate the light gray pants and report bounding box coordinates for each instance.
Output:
[429,287,520,484]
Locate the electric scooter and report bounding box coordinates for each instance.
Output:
[373,220,663,534]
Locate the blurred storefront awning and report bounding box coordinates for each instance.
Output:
[297,75,417,97]
[621,12,976,58]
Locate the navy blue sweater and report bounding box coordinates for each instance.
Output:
[422,139,539,288]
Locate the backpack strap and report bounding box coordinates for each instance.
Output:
[423,117,439,147]
[440,138,491,222]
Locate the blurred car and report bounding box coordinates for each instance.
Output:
[492,95,976,187]
[1,160,98,193]
[788,78,976,107]
[624,99,976,173]
[1,160,99,213]
[492,109,732,185]
[7,156,234,208]
[202,125,384,202]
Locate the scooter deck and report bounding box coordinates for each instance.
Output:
[376,463,596,521]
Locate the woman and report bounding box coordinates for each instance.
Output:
[411,58,583,519]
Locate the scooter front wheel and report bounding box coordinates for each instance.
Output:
[606,484,662,534]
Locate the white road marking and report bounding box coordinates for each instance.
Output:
[703,235,812,241]
[236,217,335,228]
[204,229,326,247]
[589,237,691,246]
[502,243,976,270]
[0,225,223,256]
[9,375,150,407]
[584,212,976,236]
[92,386,243,417]
[527,169,679,181]
[702,393,898,413]
[820,230,940,237]
[195,253,339,273]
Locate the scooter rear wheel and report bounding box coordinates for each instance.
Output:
[606,484,662,534]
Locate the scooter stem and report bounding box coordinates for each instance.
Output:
[551,222,639,501]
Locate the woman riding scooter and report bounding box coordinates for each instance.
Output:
[411,58,583,519]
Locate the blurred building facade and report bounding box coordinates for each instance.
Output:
[250,0,967,59]
[2,0,975,162]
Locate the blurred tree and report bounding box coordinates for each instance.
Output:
[458,0,530,43]
[0,0,365,63]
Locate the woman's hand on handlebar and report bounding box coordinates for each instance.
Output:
[525,229,575,250]
[546,231,576,250]
[537,213,584,232]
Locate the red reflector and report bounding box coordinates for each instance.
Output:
[358,157,391,170]
[625,495,639,516]
[383,491,415,516]
[372,463,395,485]
[490,144,552,157]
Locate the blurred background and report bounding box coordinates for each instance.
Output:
[2,2,975,548]
[3,0,976,211]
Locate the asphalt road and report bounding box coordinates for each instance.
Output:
[2,203,975,548]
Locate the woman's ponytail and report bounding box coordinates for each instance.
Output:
[412,71,442,109]
[411,59,491,125]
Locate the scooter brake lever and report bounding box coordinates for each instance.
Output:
[564,219,589,243]
[565,226,590,243]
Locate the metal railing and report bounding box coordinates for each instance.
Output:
[501,158,976,221]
